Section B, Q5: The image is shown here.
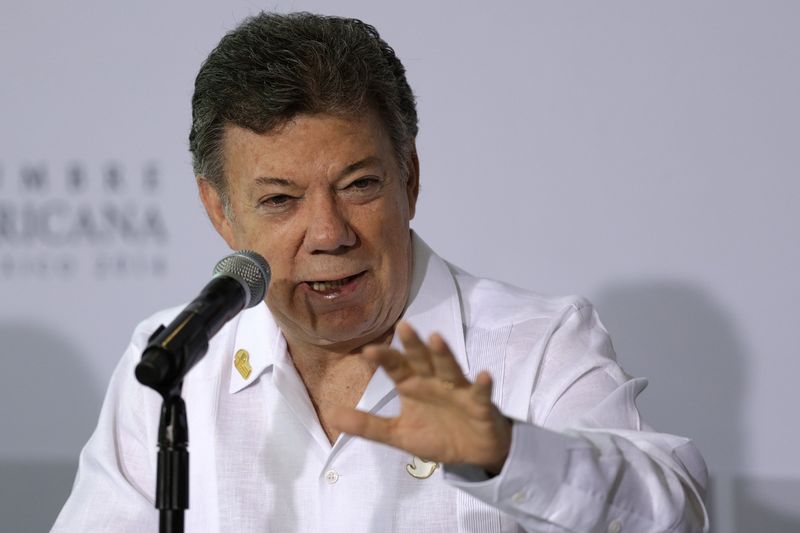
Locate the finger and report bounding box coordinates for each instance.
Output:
[472,370,494,404]
[363,345,414,384]
[397,321,433,376]
[394,375,466,403]
[428,333,470,385]
[328,405,397,446]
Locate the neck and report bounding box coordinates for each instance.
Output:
[286,326,394,377]
[284,327,394,444]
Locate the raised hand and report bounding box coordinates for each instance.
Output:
[329,321,512,474]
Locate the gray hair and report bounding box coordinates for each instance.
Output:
[189,12,419,204]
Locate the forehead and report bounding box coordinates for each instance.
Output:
[221,111,397,183]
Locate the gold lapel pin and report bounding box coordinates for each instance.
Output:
[406,456,439,479]
[234,349,252,379]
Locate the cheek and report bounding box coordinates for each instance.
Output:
[360,194,410,238]
[263,257,300,318]
[226,207,257,247]
[230,211,292,263]
[368,205,412,279]
[266,277,294,307]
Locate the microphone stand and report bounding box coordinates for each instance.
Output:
[156,383,189,533]
[142,324,193,533]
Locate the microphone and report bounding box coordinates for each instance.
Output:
[135,250,271,393]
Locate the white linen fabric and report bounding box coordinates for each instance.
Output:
[51,234,709,532]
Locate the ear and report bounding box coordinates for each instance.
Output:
[197,177,238,249]
[404,144,420,220]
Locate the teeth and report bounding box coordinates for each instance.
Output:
[311,278,348,292]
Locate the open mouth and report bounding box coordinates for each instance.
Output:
[305,271,365,294]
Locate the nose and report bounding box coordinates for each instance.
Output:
[302,191,357,253]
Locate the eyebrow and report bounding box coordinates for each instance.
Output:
[338,156,383,179]
[252,156,384,189]
[253,176,295,188]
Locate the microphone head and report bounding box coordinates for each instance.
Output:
[213,250,271,308]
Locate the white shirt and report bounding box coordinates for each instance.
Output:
[52,234,709,532]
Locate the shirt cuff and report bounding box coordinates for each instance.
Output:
[442,420,588,517]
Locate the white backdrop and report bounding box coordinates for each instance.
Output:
[1,1,798,531]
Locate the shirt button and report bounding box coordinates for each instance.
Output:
[324,469,339,485]
[512,491,526,503]
[608,519,622,533]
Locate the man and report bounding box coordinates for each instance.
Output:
[53,12,708,532]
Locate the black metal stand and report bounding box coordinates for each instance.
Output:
[155,385,189,533]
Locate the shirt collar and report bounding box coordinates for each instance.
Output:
[393,232,469,374]
[228,302,284,393]
[228,231,468,394]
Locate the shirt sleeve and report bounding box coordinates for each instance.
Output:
[50,328,161,533]
[442,302,710,533]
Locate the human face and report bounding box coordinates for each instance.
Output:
[198,112,419,354]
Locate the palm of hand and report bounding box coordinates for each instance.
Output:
[330,322,512,473]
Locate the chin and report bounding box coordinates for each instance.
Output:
[311,312,393,348]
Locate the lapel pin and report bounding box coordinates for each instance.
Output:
[234,349,252,379]
[406,456,439,479]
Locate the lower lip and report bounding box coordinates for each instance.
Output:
[303,271,367,300]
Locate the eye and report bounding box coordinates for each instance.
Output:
[259,194,294,208]
[349,177,379,189]
[343,176,385,196]
[340,176,384,203]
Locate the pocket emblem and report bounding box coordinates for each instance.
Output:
[406,456,439,479]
